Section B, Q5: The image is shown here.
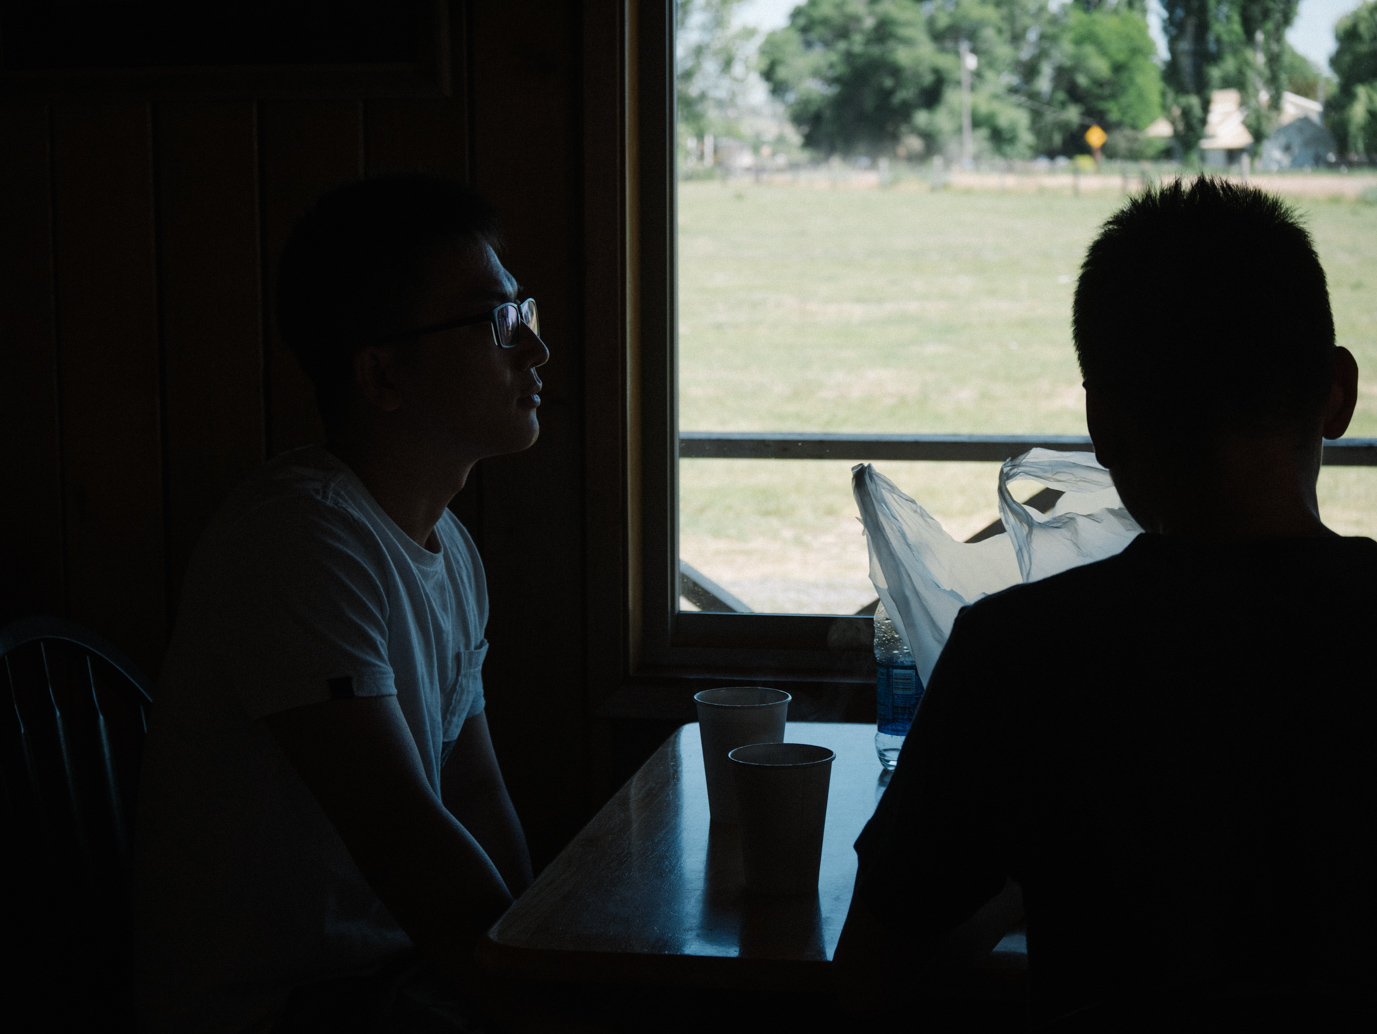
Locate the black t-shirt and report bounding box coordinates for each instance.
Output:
[854,532,1377,1022]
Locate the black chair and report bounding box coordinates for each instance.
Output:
[1,615,154,1032]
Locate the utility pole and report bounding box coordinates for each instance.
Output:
[959,40,976,168]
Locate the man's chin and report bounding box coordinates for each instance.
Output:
[491,419,541,457]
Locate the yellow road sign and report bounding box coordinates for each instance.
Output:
[1084,124,1107,150]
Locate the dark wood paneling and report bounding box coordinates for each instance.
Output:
[0,1,452,101]
[581,3,626,694]
[259,100,365,457]
[157,102,265,616]
[580,3,629,805]
[470,0,588,867]
[364,97,468,179]
[51,104,165,676]
[0,104,63,626]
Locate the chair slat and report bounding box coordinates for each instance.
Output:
[0,617,149,1031]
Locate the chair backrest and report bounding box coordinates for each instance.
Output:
[1,615,154,1030]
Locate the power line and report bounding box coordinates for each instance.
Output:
[1003,90,1098,129]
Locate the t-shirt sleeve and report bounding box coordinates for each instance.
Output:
[208,495,397,720]
[853,601,1020,938]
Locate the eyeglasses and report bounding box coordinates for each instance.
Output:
[372,298,539,349]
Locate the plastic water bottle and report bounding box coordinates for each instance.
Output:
[874,600,923,770]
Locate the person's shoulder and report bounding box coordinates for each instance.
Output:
[959,535,1144,628]
[255,445,367,513]
[1322,535,1377,564]
[194,447,381,565]
[1286,534,1377,601]
[225,445,362,516]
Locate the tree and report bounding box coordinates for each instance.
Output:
[759,0,1039,159]
[677,0,760,145]
[1064,8,1163,129]
[1031,4,1164,155]
[759,0,1177,160]
[921,0,1035,158]
[1160,0,1300,153]
[1329,1,1377,158]
[1279,43,1331,102]
[759,0,947,156]
[1241,0,1301,126]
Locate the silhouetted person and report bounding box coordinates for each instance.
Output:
[135,176,546,1032]
[835,178,1373,1029]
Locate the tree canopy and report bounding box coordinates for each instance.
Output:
[757,0,947,156]
[677,0,760,143]
[759,0,1165,160]
[1329,0,1377,157]
[1159,0,1304,151]
[1062,7,1163,130]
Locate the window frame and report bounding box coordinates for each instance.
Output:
[630,0,869,685]
[618,0,1377,701]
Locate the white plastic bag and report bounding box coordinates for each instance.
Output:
[852,449,1142,683]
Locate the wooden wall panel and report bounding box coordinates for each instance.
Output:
[51,104,165,677]
[259,101,364,458]
[469,0,588,867]
[582,4,627,693]
[364,98,468,180]
[580,3,629,805]
[156,102,265,616]
[0,105,63,626]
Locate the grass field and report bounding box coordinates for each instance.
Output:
[677,180,1377,614]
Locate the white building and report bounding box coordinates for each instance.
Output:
[1200,89,1254,168]
[1258,92,1336,170]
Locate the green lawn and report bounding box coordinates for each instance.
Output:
[677,181,1377,614]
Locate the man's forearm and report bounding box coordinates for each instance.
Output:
[264,697,514,985]
[447,784,532,897]
[361,796,515,976]
[441,714,534,897]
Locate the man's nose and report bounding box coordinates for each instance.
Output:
[517,321,550,369]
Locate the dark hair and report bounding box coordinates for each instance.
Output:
[1073,178,1334,450]
[276,174,501,429]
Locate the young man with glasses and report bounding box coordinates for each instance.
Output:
[135,176,547,1032]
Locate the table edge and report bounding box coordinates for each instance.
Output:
[478,934,1029,998]
[477,932,832,990]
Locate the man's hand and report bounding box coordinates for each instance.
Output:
[442,713,533,897]
[264,695,513,982]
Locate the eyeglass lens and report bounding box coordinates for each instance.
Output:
[493,299,539,348]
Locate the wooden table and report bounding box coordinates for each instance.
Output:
[482,721,1024,990]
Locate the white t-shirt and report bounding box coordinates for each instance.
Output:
[134,446,488,1033]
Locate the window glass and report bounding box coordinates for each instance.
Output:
[675,0,1377,616]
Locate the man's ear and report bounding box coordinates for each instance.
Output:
[1321,346,1359,441]
[1085,385,1126,470]
[352,345,406,414]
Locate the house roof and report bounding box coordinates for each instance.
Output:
[1201,89,1254,150]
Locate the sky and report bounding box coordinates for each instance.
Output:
[1288,0,1366,71]
[735,0,1368,73]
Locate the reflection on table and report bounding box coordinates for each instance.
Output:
[482,722,903,988]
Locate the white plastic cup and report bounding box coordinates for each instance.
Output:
[728,742,834,896]
[694,686,791,824]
